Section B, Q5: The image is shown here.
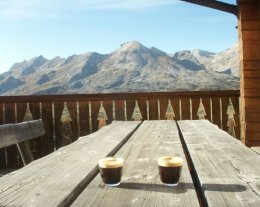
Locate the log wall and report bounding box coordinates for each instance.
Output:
[238,0,260,146]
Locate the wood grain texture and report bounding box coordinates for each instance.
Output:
[231,96,241,140]
[54,102,64,149]
[221,97,229,132]
[0,102,5,167]
[4,103,18,167]
[0,121,141,207]
[191,98,200,120]
[41,102,54,156]
[158,98,168,120]
[0,120,45,148]
[178,120,260,206]
[67,102,79,142]
[137,99,148,120]
[28,103,42,159]
[16,142,34,166]
[126,100,135,121]
[72,121,199,207]
[78,101,90,136]
[251,147,260,155]
[148,99,159,120]
[181,98,191,120]
[103,100,113,125]
[172,99,180,120]
[90,101,101,132]
[114,100,125,120]
[0,120,45,166]
[211,97,221,129]
[202,98,211,121]
[0,90,240,103]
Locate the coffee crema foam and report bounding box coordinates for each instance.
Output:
[158,156,183,167]
[99,157,123,168]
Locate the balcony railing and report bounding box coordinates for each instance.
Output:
[0,90,240,168]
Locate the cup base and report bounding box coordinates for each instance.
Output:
[164,183,178,187]
[105,182,120,187]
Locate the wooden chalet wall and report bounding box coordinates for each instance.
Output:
[238,0,260,146]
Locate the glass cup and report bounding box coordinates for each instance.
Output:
[158,156,183,186]
[98,157,123,187]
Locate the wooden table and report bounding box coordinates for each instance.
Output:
[0,120,259,207]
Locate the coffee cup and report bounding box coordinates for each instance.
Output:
[158,156,183,186]
[99,157,123,186]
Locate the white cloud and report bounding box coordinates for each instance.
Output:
[0,0,179,19]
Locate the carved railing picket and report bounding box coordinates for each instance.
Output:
[97,101,108,129]
[60,102,73,146]
[226,98,236,138]
[165,99,175,120]
[132,100,142,121]
[23,103,33,121]
[197,99,207,120]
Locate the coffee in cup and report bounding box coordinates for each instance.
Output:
[99,157,123,186]
[158,156,183,186]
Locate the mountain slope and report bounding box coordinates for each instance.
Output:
[0,41,239,95]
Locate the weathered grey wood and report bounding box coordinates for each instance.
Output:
[72,120,199,207]
[16,142,34,165]
[0,121,140,207]
[252,147,260,155]
[178,120,260,207]
[0,120,45,166]
[0,120,45,148]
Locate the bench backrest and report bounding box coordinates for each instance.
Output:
[0,119,45,165]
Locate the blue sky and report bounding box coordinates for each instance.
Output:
[0,0,238,73]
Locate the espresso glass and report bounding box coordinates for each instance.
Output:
[99,157,123,187]
[158,156,183,186]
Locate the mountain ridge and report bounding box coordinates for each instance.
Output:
[0,41,239,95]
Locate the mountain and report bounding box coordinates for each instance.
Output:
[0,41,239,95]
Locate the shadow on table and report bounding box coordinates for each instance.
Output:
[116,182,246,193]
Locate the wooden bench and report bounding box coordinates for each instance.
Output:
[0,120,45,166]
[178,120,260,207]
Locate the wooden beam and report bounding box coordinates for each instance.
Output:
[180,0,238,16]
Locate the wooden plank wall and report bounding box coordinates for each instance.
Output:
[238,0,260,146]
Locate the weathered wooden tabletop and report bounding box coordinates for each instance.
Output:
[178,120,260,207]
[72,120,199,207]
[0,120,260,207]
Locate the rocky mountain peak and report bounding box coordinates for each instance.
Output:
[192,49,215,58]
[31,55,48,65]
[118,41,148,53]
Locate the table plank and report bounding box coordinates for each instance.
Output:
[0,121,141,207]
[252,147,260,155]
[72,120,199,207]
[178,120,260,207]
